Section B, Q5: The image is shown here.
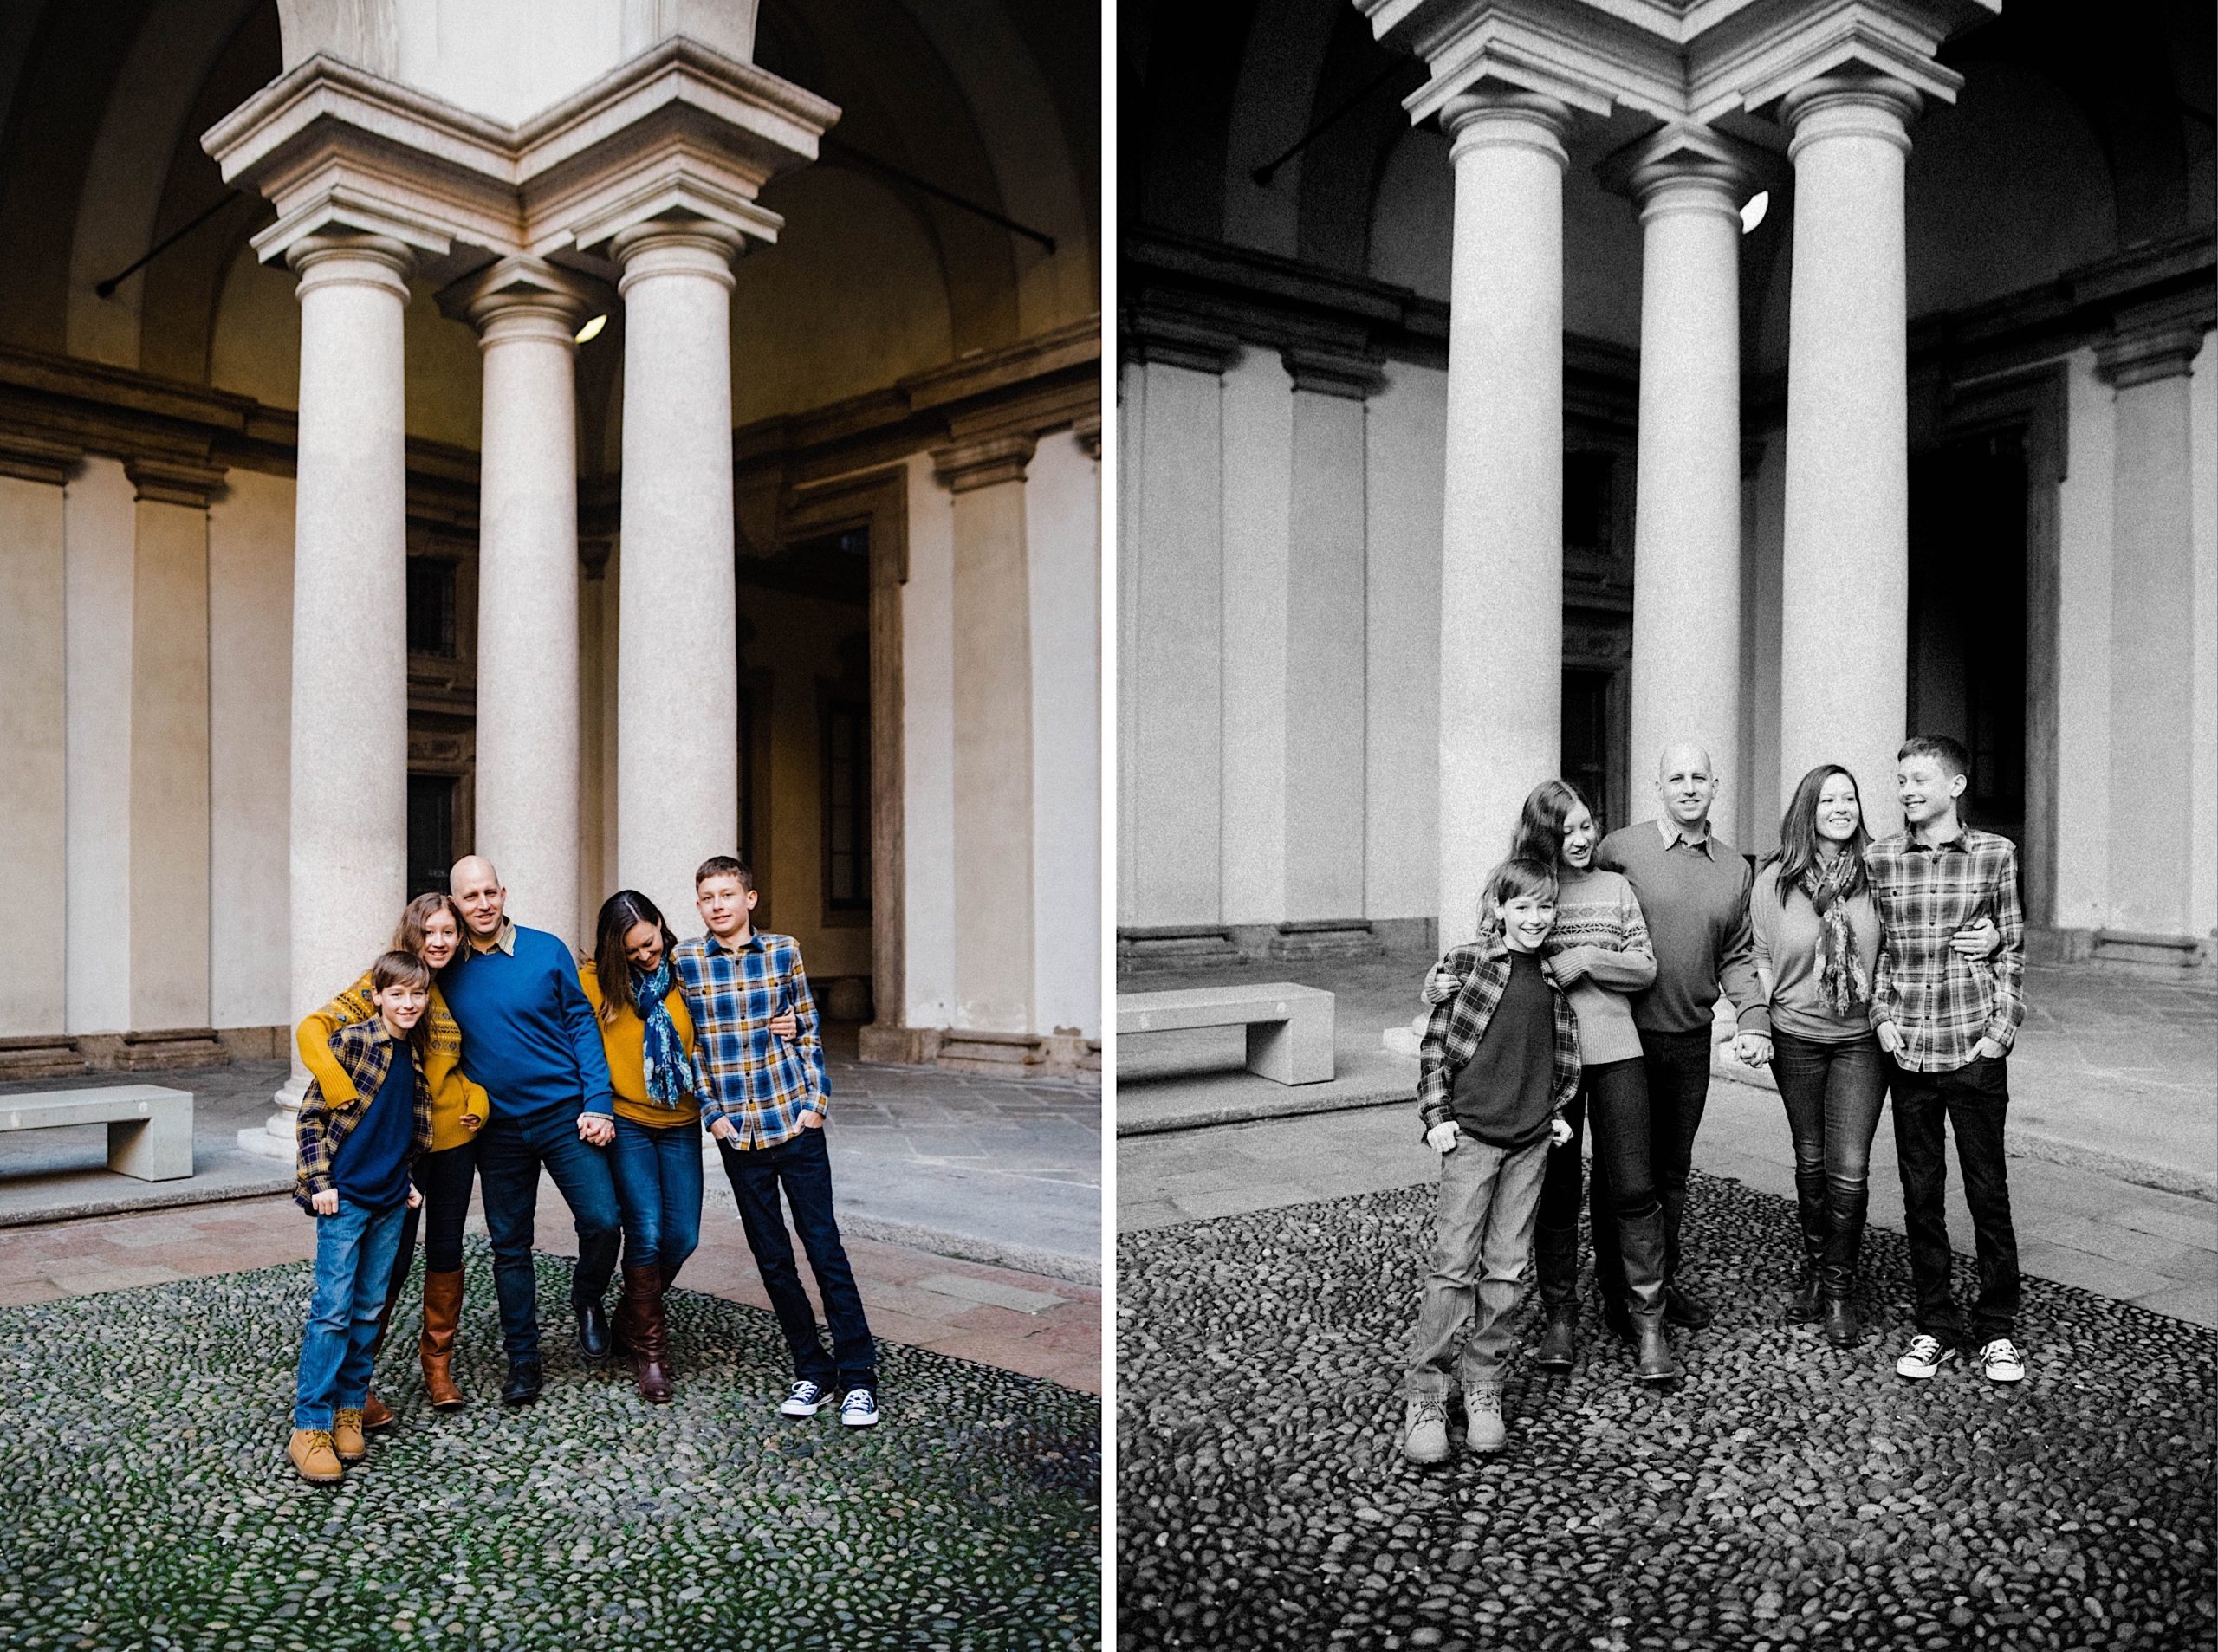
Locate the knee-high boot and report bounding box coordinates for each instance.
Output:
[1530,1222,1582,1371]
[625,1265,672,1403]
[1618,1202,1680,1384]
[1819,1176,1868,1346]
[418,1268,467,1411]
[1789,1161,1829,1323]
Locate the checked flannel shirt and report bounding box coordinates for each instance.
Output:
[1864,826,2027,1072]
[1416,937,1582,1138]
[671,929,828,1149]
[294,1021,433,1213]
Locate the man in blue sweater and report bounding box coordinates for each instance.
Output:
[441,855,619,1405]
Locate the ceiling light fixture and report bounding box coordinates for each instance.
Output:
[574,313,607,344]
[1739,191,1770,235]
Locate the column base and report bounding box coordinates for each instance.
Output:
[858,1022,1101,1080]
[237,1072,308,1159]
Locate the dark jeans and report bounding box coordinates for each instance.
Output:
[1771,1032,1887,1296]
[1638,1028,1716,1284]
[373,1139,479,1326]
[717,1126,875,1391]
[477,1109,622,1363]
[1890,1054,2019,1345]
[611,1117,704,1278]
[1536,1056,1659,1304]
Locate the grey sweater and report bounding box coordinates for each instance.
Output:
[1594,820,1770,1037]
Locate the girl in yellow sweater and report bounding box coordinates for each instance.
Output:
[297,892,489,1422]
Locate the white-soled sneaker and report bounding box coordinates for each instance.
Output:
[1895,1334,1956,1380]
[779,1380,827,1418]
[1978,1338,2026,1384]
[840,1387,880,1428]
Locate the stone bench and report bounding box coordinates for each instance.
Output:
[1116,984,1335,1085]
[0,1085,194,1181]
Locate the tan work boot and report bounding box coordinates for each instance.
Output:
[1401,1392,1450,1466]
[1462,1381,1508,1454]
[287,1429,342,1484]
[331,1409,367,1462]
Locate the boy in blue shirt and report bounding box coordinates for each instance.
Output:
[289,950,431,1483]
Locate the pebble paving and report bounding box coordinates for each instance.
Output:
[1118,1170,2217,1652]
[0,1241,1099,1652]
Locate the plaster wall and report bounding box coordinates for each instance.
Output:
[1362,357,1444,923]
[1025,429,1102,1038]
[1216,349,1293,925]
[62,457,138,1034]
[128,496,211,1030]
[1116,369,1141,924]
[208,468,293,1029]
[901,451,957,1027]
[1284,385,1368,920]
[2188,334,2215,942]
[0,475,68,1033]
[2053,347,2117,932]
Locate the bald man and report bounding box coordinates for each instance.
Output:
[1592,745,1771,1333]
[440,856,619,1405]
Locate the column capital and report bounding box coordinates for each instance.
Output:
[0,429,81,486]
[611,218,747,295]
[1600,121,1780,220]
[1073,414,1101,462]
[1440,90,1575,169]
[125,456,228,509]
[1281,344,1385,401]
[933,434,1036,495]
[285,234,416,301]
[1123,305,1240,376]
[440,255,599,342]
[2094,318,2210,390]
[1780,75,1923,160]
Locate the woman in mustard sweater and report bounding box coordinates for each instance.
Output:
[583,889,797,1403]
[297,893,488,1421]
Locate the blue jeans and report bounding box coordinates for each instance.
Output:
[1771,1031,1888,1296]
[611,1117,704,1279]
[295,1196,409,1429]
[717,1126,875,1391]
[477,1108,621,1363]
[1405,1134,1550,1392]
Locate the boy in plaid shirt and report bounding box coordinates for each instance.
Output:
[1402,858,1578,1465]
[673,856,879,1428]
[1865,735,2028,1385]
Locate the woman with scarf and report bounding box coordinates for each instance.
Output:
[1751,765,1890,1348]
[580,889,793,1402]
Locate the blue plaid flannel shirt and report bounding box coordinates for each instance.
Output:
[671,930,828,1148]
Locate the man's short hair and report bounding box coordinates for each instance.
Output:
[1897,734,1971,779]
[694,855,756,893]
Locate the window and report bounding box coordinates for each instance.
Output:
[406,558,457,657]
[821,699,870,915]
[407,774,457,897]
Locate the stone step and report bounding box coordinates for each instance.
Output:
[0,1036,88,1080]
[101,1029,232,1073]
[1267,920,1383,962]
[1116,926,1246,975]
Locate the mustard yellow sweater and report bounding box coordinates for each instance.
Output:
[578,962,701,1130]
[297,974,487,1153]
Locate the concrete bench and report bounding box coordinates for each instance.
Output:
[0,1085,194,1181]
[1117,984,1335,1085]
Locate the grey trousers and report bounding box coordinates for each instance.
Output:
[1404,1132,1550,1394]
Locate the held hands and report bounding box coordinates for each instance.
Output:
[1425,1120,1460,1156]
[1950,917,2001,960]
[577,1113,615,1147]
[1732,1032,1773,1068]
[1549,1116,1573,1148]
[311,1189,338,1217]
[1875,1020,1905,1056]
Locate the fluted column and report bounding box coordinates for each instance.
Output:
[1778,77,1920,819]
[249,234,413,1154]
[1626,136,1749,800]
[613,223,743,930]
[1437,91,1571,945]
[456,258,590,942]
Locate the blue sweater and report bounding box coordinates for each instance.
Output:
[440,925,614,1123]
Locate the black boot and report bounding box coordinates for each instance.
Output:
[1618,1203,1679,1384]
[1530,1223,1581,1370]
[575,1296,612,1363]
[1657,1180,1714,1330]
[1820,1176,1869,1347]
[1789,1161,1829,1323]
[501,1358,543,1406]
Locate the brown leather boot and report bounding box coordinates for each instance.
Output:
[331,1409,367,1462]
[418,1268,466,1411]
[287,1428,342,1484]
[626,1265,672,1404]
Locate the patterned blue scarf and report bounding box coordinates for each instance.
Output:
[629,958,693,1110]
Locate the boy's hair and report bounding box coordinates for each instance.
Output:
[1475,857,1558,941]
[694,855,756,894]
[371,950,432,994]
[1897,734,1970,778]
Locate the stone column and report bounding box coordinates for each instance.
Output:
[247,234,414,1156]
[1437,91,1571,945]
[455,258,590,943]
[2095,318,2210,942]
[613,223,743,930]
[1625,135,1749,803]
[0,436,76,1046]
[1777,77,1920,820]
[934,433,1037,1033]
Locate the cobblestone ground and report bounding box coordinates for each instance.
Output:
[1117,1171,2216,1652]
[0,1242,1099,1652]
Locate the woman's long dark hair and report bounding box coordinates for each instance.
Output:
[1764,763,1870,897]
[1508,778,1593,874]
[592,890,682,1026]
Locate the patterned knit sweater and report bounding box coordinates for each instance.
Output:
[1542,868,1657,1066]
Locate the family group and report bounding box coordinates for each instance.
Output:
[1403,734,2026,1464]
[282,854,879,1484]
